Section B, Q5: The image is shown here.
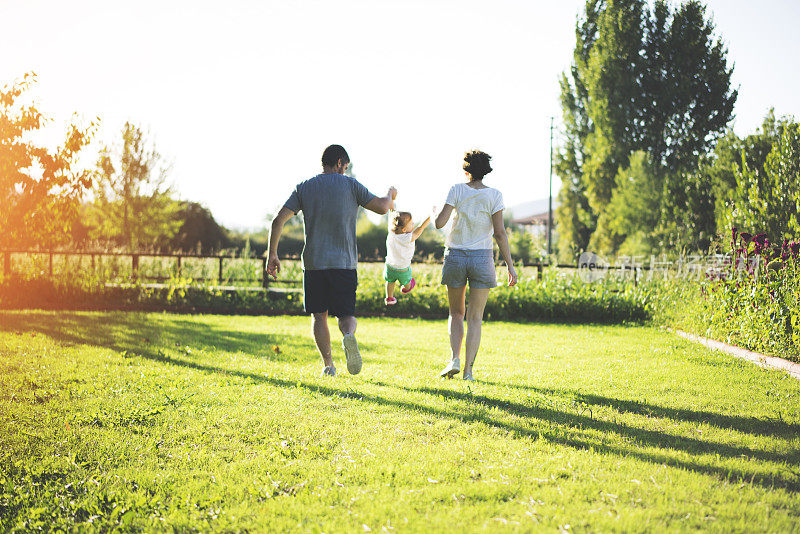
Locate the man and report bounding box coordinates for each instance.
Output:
[268,144,396,376]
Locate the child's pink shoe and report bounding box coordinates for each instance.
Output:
[401,278,415,293]
[385,297,397,305]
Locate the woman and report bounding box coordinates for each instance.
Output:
[434,150,517,381]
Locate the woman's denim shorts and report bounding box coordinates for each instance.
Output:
[440,248,497,289]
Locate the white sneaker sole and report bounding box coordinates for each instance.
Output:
[440,361,460,378]
[342,333,362,375]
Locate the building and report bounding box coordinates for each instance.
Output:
[508,198,559,238]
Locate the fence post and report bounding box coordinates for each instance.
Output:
[91,254,96,272]
[49,252,54,277]
[3,252,9,277]
[262,257,269,290]
[177,256,182,277]
[132,254,139,281]
[536,263,543,281]
[218,257,224,284]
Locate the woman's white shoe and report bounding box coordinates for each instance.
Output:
[439,358,460,378]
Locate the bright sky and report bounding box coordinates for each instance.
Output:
[3,0,799,229]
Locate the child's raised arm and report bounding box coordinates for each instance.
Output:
[411,216,431,241]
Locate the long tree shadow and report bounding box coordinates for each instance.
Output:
[575,391,800,439]
[477,379,800,439]
[406,385,799,466]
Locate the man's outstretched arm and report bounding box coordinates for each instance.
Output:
[364,187,397,215]
[267,207,296,279]
[434,204,454,229]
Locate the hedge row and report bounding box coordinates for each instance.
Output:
[0,272,655,324]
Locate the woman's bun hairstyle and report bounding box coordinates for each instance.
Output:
[463,150,492,180]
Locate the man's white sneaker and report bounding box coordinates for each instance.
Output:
[321,366,336,377]
[463,372,475,382]
[342,333,362,375]
[440,358,460,378]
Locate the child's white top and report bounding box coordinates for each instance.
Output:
[444,183,505,250]
[386,231,414,269]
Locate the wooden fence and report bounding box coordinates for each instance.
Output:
[0,250,656,288]
[0,250,296,290]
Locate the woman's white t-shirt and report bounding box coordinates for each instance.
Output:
[386,231,414,269]
[444,183,505,250]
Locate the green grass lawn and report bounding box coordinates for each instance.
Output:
[1,311,799,532]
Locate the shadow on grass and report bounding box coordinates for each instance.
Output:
[408,385,799,466]
[132,353,800,492]
[476,380,800,440]
[3,311,799,493]
[0,311,377,366]
[0,312,305,363]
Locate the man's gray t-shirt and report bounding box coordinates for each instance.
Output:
[283,173,377,270]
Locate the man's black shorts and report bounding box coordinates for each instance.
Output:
[302,269,358,317]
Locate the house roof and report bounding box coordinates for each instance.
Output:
[511,211,552,225]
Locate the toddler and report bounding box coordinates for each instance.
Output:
[384,211,430,305]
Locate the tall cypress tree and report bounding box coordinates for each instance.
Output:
[553,0,601,260]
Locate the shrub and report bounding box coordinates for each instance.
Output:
[0,263,656,324]
[662,228,800,362]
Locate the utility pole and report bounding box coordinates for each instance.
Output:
[548,117,554,259]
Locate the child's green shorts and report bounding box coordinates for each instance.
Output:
[383,264,413,286]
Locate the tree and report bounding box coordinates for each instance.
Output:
[554,1,601,260]
[726,114,800,240]
[169,201,231,253]
[606,151,661,254]
[582,0,647,218]
[640,1,736,172]
[646,1,737,251]
[555,0,737,255]
[660,166,718,252]
[701,111,790,240]
[0,73,95,249]
[89,122,180,250]
[554,179,595,261]
[356,210,387,260]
